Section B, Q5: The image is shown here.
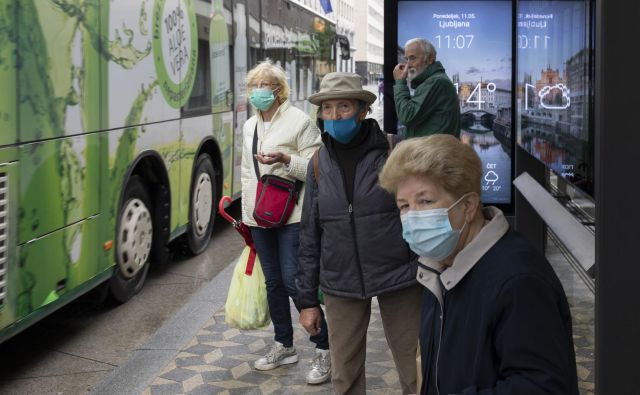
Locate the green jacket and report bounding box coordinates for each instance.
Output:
[393,61,460,139]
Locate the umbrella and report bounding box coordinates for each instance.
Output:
[218,196,258,275]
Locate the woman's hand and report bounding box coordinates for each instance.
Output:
[299,307,322,336]
[254,151,291,165]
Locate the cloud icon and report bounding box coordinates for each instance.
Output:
[485,170,499,184]
[539,83,571,109]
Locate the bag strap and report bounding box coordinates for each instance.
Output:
[252,123,260,180]
[312,149,320,184]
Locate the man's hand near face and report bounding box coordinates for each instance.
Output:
[393,63,409,81]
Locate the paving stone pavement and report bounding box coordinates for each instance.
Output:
[142,232,594,395]
[144,300,403,395]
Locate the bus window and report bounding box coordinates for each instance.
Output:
[211,0,232,114]
[182,40,212,116]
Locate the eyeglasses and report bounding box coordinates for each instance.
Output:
[250,81,279,89]
[321,102,357,116]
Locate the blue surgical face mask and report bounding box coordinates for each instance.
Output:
[249,88,276,111]
[324,111,362,144]
[400,194,469,261]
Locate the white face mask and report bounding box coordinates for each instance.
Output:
[400,194,468,260]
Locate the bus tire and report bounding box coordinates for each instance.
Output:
[183,154,216,255]
[110,175,153,303]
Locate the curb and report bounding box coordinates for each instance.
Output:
[91,258,237,395]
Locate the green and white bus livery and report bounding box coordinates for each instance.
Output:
[0,0,337,344]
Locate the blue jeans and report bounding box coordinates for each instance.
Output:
[251,223,329,349]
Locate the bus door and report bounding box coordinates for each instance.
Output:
[231,0,248,197]
[210,0,236,199]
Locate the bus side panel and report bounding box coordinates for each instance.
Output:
[178,113,233,219]
[107,0,176,130]
[107,120,182,236]
[18,0,102,142]
[9,216,101,323]
[0,162,18,330]
[0,0,17,147]
[107,0,199,131]
[18,135,100,244]
[180,115,214,225]
[213,112,235,198]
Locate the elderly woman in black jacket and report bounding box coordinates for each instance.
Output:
[379,134,579,395]
[296,72,422,395]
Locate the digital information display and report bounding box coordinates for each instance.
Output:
[517,0,592,195]
[398,1,513,205]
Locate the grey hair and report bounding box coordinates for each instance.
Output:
[404,38,437,60]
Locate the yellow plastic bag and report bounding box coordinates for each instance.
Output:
[225,246,270,329]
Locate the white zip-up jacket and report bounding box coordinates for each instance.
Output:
[241,100,322,227]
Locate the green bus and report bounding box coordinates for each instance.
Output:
[0,0,335,344]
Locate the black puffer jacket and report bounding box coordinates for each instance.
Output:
[296,119,418,308]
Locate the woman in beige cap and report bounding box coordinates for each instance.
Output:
[296,72,422,394]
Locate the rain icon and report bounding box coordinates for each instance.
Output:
[485,170,499,185]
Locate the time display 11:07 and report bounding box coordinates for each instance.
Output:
[435,34,474,49]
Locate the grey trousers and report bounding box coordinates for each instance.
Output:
[324,284,422,395]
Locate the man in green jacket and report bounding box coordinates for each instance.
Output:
[393,38,460,139]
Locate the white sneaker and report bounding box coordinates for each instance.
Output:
[306,348,331,384]
[254,341,298,371]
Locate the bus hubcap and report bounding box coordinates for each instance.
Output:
[117,198,153,279]
[193,173,213,237]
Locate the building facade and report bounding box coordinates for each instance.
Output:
[333,0,356,73]
[291,0,355,73]
[354,0,384,85]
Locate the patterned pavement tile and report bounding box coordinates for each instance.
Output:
[145,235,595,395]
[147,301,405,394]
[149,382,184,395]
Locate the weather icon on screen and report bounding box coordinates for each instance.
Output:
[484,171,499,185]
[539,83,571,110]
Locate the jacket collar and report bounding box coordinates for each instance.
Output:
[417,206,509,297]
[255,100,290,129]
[411,61,445,89]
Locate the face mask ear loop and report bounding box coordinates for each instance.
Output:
[459,220,468,235]
[272,87,281,103]
[446,192,471,213]
[447,193,470,239]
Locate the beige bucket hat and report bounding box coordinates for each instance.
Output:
[308,72,377,106]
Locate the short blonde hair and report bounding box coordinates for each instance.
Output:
[379,134,482,198]
[246,60,289,102]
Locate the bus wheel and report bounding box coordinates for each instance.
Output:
[183,154,216,255]
[110,175,153,303]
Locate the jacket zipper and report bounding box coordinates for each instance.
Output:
[434,294,444,395]
[348,204,366,299]
[325,135,386,299]
[338,163,366,298]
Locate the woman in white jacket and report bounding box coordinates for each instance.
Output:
[240,60,330,384]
